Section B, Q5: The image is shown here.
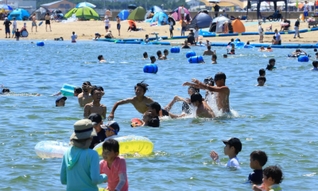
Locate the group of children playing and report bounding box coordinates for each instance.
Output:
[211,137,284,191]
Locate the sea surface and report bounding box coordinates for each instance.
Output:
[0,40,317,191]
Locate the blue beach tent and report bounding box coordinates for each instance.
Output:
[186,11,212,30]
[144,5,163,20]
[118,10,129,20]
[150,11,169,26]
[8,8,30,20]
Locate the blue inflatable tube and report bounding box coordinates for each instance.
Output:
[241,32,259,35]
[36,41,45,46]
[218,33,239,37]
[186,51,196,58]
[172,36,187,39]
[244,45,255,48]
[310,27,318,31]
[298,55,309,62]
[299,44,314,48]
[202,34,216,37]
[170,47,180,53]
[188,56,204,63]
[299,29,308,33]
[96,38,116,42]
[122,38,142,42]
[151,41,171,45]
[287,30,296,34]
[264,32,275,35]
[143,64,158,74]
[149,36,168,40]
[61,84,76,96]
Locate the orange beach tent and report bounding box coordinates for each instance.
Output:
[232,19,245,33]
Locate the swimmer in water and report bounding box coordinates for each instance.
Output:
[56,96,67,107]
[190,93,215,118]
[162,49,168,60]
[84,86,107,119]
[150,56,156,64]
[311,61,318,71]
[257,76,266,86]
[259,46,265,51]
[108,81,154,120]
[291,49,307,57]
[143,52,148,59]
[183,72,230,113]
[182,40,190,49]
[203,45,216,56]
[223,54,228,58]
[266,46,272,52]
[316,52,318,59]
[98,55,106,63]
[157,50,164,60]
[78,81,93,107]
[259,69,266,77]
[266,58,276,71]
[212,54,217,64]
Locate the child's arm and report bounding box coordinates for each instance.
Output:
[115,173,127,191]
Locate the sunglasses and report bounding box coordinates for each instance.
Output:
[106,127,117,134]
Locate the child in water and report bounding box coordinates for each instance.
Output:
[71,31,77,43]
[266,58,276,71]
[212,54,217,64]
[143,52,148,59]
[311,61,318,71]
[100,139,129,191]
[257,76,266,86]
[252,165,283,191]
[248,150,268,185]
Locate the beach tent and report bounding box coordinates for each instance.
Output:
[256,0,287,19]
[186,11,212,30]
[127,6,146,21]
[144,5,163,19]
[231,19,245,33]
[148,11,169,26]
[65,7,99,20]
[117,9,129,20]
[30,7,49,20]
[8,9,30,20]
[171,6,190,21]
[209,16,230,33]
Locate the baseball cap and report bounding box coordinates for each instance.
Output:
[103,121,120,134]
[222,137,242,153]
[56,96,67,103]
[88,113,102,125]
[146,102,161,113]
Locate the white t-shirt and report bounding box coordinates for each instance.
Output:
[194,30,199,38]
[304,4,309,12]
[12,20,17,29]
[71,34,77,41]
[226,157,240,169]
[104,19,109,27]
[180,7,185,15]
[258,25,263,35]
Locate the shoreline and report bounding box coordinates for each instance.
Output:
[1,20,317,45]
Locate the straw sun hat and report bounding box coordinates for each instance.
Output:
[70,119,96,149]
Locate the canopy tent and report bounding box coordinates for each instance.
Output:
[8,8,30,20]
[171,6,190,21]
[231,19,245,33]
[257,0,287,19]
[186,11,212,30]
[127,6,146,21]
[65,7,99,20]
[147,11,169,26]
[30,7,49,20]
[117,9,129,20]
[209,16,231,33]
[201,0,247,9]
[144,5,163,20]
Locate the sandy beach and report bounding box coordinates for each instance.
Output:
[1,19,317,44]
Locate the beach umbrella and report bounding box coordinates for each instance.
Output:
[0,4,13,11]
[76,2,96,8]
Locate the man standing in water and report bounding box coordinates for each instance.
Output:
[84,86,107,119]
[78,81,93,107]
[183,72,230,113]
[108,81,154,120]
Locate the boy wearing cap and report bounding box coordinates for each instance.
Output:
[60,119,107,190]
[78,81,93,107]
[103,121,120,140]
[210,137,242,169]
[88,113,106,149]
[56,96,67,107]
[84,86,107,119]
[108,81,154,120]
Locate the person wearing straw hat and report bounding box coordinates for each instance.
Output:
[60,119,107,191]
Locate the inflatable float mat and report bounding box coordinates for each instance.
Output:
[150,41,171,45]
[60,84,76,96]
[94,135,154,156]
[122,38,142,42]
[264,32,275,35]
[299,29,309,33]
[96,38,116,42]
[34,141,69,159]
[310,27,318,31]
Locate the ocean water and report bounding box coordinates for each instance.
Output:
[0,40,317,191]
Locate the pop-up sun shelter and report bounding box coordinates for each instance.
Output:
[127,6,146,21]
[117,9,129,20]
[8,8,30,20]
[186,11,212,30]
[171,6,190,21]
[65,7,99,20]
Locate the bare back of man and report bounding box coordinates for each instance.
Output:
[84,102,107,119]
[78,93,93,107]
[196,101,215,118]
